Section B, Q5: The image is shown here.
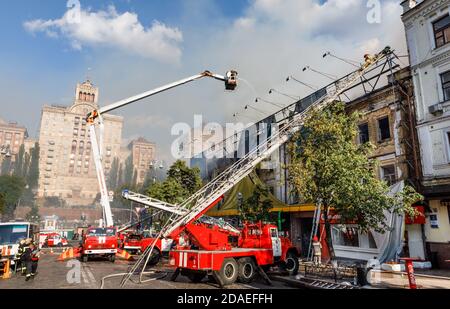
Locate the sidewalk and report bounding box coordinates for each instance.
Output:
[369,270,450,289]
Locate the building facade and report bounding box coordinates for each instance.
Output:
[37,80,124,206]
[0,119,28,162]
[402,0,450,268]
[128,137,157,185]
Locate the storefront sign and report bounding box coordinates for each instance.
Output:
[429,214,439,229]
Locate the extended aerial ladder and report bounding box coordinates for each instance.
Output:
[86,71,238,228]
[120,47,395,286]
[128,47,394,238]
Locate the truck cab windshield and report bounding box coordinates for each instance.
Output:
[87,228,116,237]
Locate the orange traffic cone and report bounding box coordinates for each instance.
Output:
[116,249,133,261]
[57,247,80,261]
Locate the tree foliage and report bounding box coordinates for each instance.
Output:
[0,175,26,218]
[239,185,273,222]
[13,144,25,178]
[288,102,422,258]
[107,157,120,189]
[27,142,40,190]
[146,160,202,204]
[1,155,12,175]
[26,204,41,223]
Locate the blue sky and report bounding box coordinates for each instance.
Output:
[0,0,406,160]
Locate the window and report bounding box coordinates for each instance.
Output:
[332,225,359,247]
[377,116,391,141]
[433,15,450,48]
[381,165,396,186]
[441,71,450,102]
[71,141,77,154]
[358,123,369,144]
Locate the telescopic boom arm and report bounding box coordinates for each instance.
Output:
[86,70,238,227]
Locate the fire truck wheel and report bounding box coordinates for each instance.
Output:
[283,252,299,276]
[147,249,161,266]
[238,258,256,283]
[109,255,116,263]
[82,255,88,263]
[219,258,239,286]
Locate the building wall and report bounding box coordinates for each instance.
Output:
[129,138,156,185]
[0,121,28,161]
[37,81,123,206]
[402,0,450,267]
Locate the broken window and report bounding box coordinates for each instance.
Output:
[358,123,369,144]
[377,116,391,142]
[433,14,450,48]
[441,71,450,101]
[381,165,396,186]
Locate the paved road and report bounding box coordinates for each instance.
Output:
[0,253,294,290]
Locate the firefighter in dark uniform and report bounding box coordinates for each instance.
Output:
[23,240,40,281]
[15,239,27,275]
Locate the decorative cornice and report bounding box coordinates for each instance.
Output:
[412,47,450,68]
[402,0,450,28]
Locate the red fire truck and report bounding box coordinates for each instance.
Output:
[43,233,69,248]
[80,227,118,263]
[122,233,143,255]
[168,220,299,285]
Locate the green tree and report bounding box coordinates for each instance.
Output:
[0,175,26,219]
[239,185,273,222]
[0,192,5,214]
[288,102,422,258]
[147,178,189,205]
[123,155,134,185]
[27,143,40,190]
[145,160,202,204]
[108,157,120,189]
[1,156,12,175]
[26,204,41,223]
[167,160,202,194]
[13,144,25,177]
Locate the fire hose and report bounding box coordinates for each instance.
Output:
[100,269,168,289]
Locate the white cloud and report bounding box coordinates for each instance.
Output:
[13,0,408,164]
[24,6,183,63]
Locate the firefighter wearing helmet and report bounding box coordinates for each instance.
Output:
[312,236,322,265]
[15,238,28,275]
[22,239,40,281]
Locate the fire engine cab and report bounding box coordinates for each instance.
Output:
[81,227,118,263]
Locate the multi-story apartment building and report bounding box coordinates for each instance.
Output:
[128,137,157,185]
[37,80,124,206]
[402,0,450,268]
[0,119,28,157]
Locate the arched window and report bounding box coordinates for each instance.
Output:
[92,94,95,102]
[79,92,83,100]
[82,93,87,101]
[71,140,77,154]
